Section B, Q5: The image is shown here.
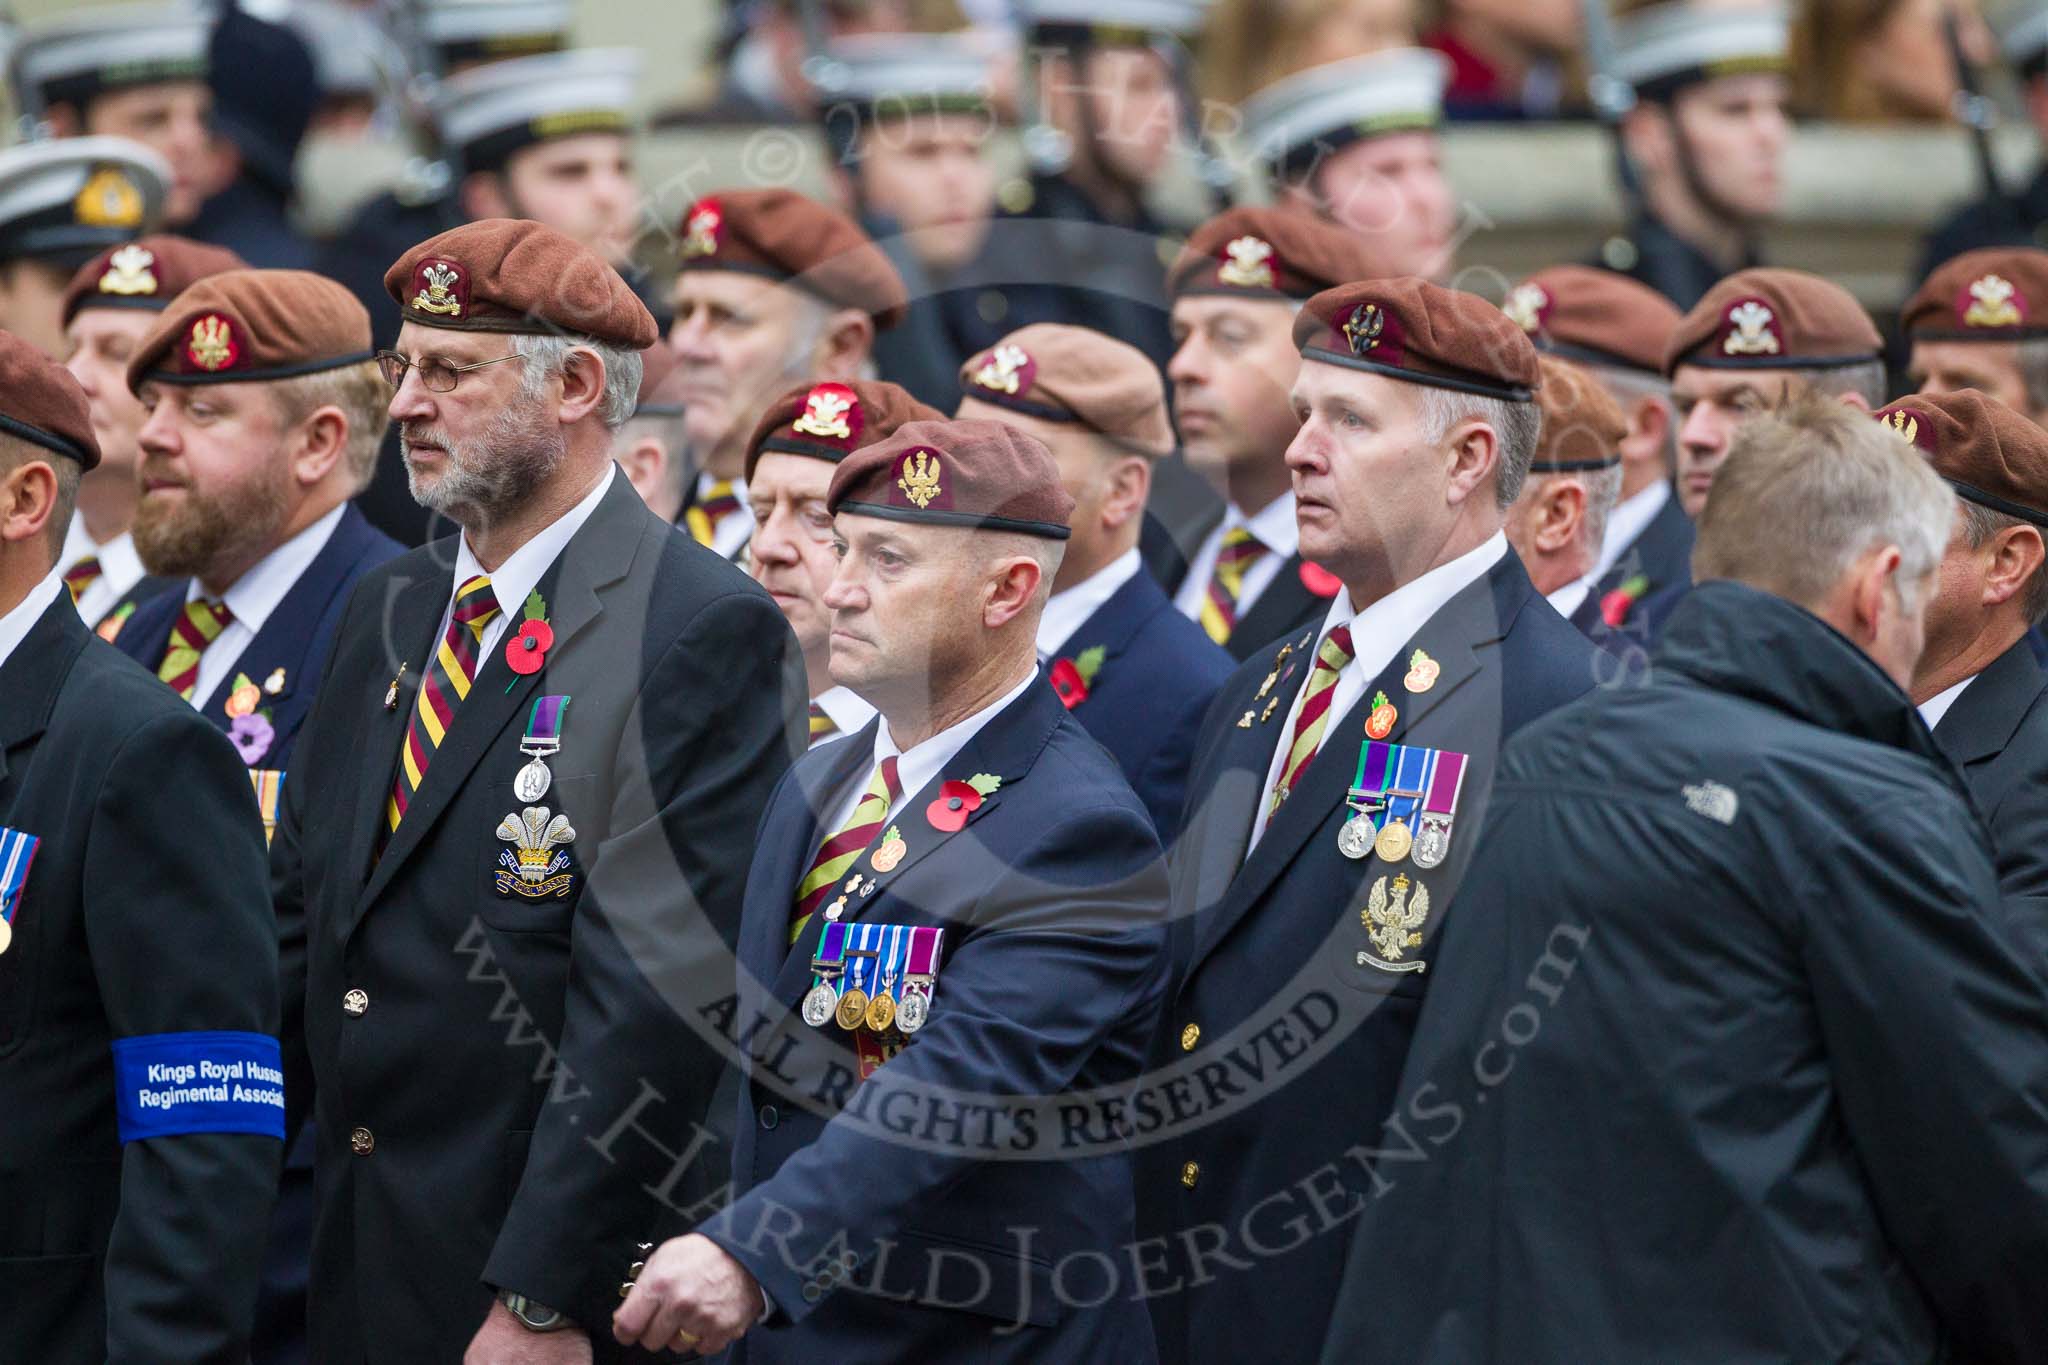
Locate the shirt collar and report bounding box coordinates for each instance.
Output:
[1231,490,1300,559]
[0,574,64,672]
[871,664,1040,805]
[1316,531,1508,675]
[1594,480,1671,583]
[453,465,615,618]
[1918,673,1976,730]
[1036,547,1142,656]
[96,530,145,590]
[696,470,747,502]
[1546,575,1594,621]
[813,684,876,737]
[190,502,347,633]
[56,511,98,572]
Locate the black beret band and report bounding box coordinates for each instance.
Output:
[143,349,377,386]
[1674,349,1883,372]
[837,498,1072,540]
[0,409,94,466]
[1948,477,2048,528]
[1302,346,1534,403]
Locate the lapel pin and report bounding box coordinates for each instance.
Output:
[1365,690,1397,739]
[384,662,407,711]
[1404,649,1440,693]
[1261,696,1280,723]
[1237,710,1254,729]
[263,666,286,695]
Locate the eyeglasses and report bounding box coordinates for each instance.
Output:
[376,349,522,393]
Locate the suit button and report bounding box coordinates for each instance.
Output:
[350,1127,375,1156]
[343,988,368,1017]
[1179,1022,1200,1051]
[1180,1160,1200,1188]
[758,1105,779,1130]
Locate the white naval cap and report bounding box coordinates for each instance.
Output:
[284,0,396,98]
[5,2,210,116]
[1611,1,1790,100]
[432,47,640,173]
[1018,0,1210,42]
[810,33,998,119]
[1240,47,1450,176]
[2004,5,2048,74]
[0,137,170,267]
[418,0,573,66]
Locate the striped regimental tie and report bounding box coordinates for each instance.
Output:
[1266,624,1355,817]
[685,480,741,548]
[62,555,102,604]
[157,598,234,699]
[1198,527,1268,646]
[808,700,838,746]
[791,756,901,944]
[386,575,501,831]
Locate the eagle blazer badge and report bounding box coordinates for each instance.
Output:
[1359,872,1430,973]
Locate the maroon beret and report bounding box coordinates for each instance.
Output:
[1295,278,1540,402]
[1665,268,1882,375]
[0,329,100,470]
[62,235,248,327]
[957,324,1173,456]
[128,269,373,391]
[1875,388,2048,526]
[384,218,658,349]
[744,378,943,480]
[826,417,1075,540]
[677,189,909,331]
[1168,206,1388,303]
[1529,355,1625,473]
[1501,265,1681,375]
[1903,247,2048,341]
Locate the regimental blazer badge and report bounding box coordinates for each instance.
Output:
[1360,872,1430,973]
[493,804,577,899]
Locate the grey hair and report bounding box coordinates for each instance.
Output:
[1576,461,1625,550]
[509,332,643,431]
[1417,386,1544,509]
[1694,391,1955,619]
[2020,338,2048,414]
[1959,498,2048,626]
[1808,359,1888,409]
[778,293,879,381]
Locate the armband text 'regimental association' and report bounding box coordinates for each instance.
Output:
[111,1031,287,1143]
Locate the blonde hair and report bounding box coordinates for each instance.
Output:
[268,359,390,494]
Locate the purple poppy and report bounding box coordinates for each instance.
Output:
[229,712,275,765]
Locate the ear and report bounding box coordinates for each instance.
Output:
[0,459,59,554]
[1850,543,1905,643]
[1099,454,1151,533]
[287,404,349,487]
[459,171,512,223]
[1534,478,1586,554]
[983,554,1044,630]
[1443,418,1500,508]
[813,309,875,378]
[1983,523,2047,608]
[1835,390,1874,414]
[617,433,666,498]
[555,347,607,425]
[1622,393,1674,472]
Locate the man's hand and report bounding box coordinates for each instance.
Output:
[463,1301,593,1365]
[613,1233,764,1356]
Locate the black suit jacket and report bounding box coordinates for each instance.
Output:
[272,473,804,1361]
[1933,636,2048,943]
[0,593,279,1364]
[1134,550,1598,1365]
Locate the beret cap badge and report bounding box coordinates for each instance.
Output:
[792,383,858,441]
[1722,299,1781,356]
[185,314,238,372]
[411,259,466,318]
[1218,235,1276,289]
[1342,303,1386,356]
[969,344,1032,396]
[683,201,722,259]
[99,244,158,297]
[73,167,144,229]
[1502,282,1548,333]
[1964,274,2023,329]
[1882,408,1921,444]
[896,448,943,509]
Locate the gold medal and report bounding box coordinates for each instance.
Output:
[865,989,896,1033]
[871,837,906,873]
[1374,818,1413,863]
[835,987,869,1031]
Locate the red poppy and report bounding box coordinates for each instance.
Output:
[1599,575,1650,629]
[505,618,555,675]
[926,779,984,832]
[1049,657,1089,709]
[1299,561,1342,598]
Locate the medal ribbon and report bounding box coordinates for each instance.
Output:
[1422,750,1467,821]
[810,920,849,991]
[906,925,944,977]
[1385,745,1437,831]
[1346,740,1395,827]
[877,923,908,1000]
[0,826,42,928]
[849,922,881,997]
[524,694,570,752]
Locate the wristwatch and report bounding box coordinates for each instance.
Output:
[497,1288,572,1333]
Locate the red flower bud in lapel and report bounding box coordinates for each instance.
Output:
[1599,574,1650,629]
[1049,658,1088,709]
[927,779,984,832]
[1299,561,1342,598]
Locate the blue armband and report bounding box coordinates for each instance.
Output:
[111,1030,287,1142]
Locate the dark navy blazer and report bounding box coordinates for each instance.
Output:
[1133,549,1598,1365]
[1046,567,1234,841]
[114,505,401,770]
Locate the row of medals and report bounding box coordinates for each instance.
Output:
[803,971,932,1035]
[1338,808,1448,867]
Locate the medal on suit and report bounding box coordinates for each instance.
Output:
[1339,741,1393,860]
[1372,744,1436,865]
[1337,813,1375,860]
[805,922,849,1027]
[896,926,945,1034]
[0,826,41,956]
[1411,749,1467,870]
[514,695,570,803]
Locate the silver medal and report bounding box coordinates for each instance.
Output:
[802,982,838,1028]
[896,987,929,1033]
[1413,816,1450,869]
[514,756,552,803]
[1337,813,1375,860]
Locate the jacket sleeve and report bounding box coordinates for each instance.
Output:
[87,708,282,1365]
[1802,788,2048,1365]
[484,589,804,1330]
[695,800,1169,1324]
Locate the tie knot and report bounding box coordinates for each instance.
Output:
[1221,526,1259,550]
[452,575,499,628]
[195,597,233,630]
[1321,624,1355,664]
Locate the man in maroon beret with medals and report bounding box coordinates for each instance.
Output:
[270,219,804,1363]
[615,418,1168,1363]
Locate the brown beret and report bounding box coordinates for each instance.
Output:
[1295,278,1540,402]
[744,378,943,481]
[1502,265,1681,375]
[61,235,247,327]
[1528,355,1626,473]
[384,218,657,349]
[676,189,908,331]
[1902,247,2048,341]
[128,269,374,391]
[826,417,1075,540]
[634,342,681,416]
[957,323,1173,457]
[0,329,100,470]
[1168,206,1387,303]
[1664,268,1882,375]
[1875,388,2048,527]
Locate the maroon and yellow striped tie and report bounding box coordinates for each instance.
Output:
[684,480,740,547]
[62,555,102,604]
[808,700,837,746]
[791,756,901,943]
[386,575,501,830]
[1199,527,1267,645]
[1267,625,1354,817]
[156,598,234,699]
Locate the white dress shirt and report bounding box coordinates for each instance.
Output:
[0,574,65,671]
[1918,674,1975,731]
[1037,548,1141,658]
[809,685,877,748]
[817,666,1040,837]
[1173,492,1298,625]
[1248,532,1508,855]
[44,513,150,626]
[1546,576,1594,622]
[183,503,346,708]
[692,471,752,561]
[1593,480,1671,585]
[445,466,615,660]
